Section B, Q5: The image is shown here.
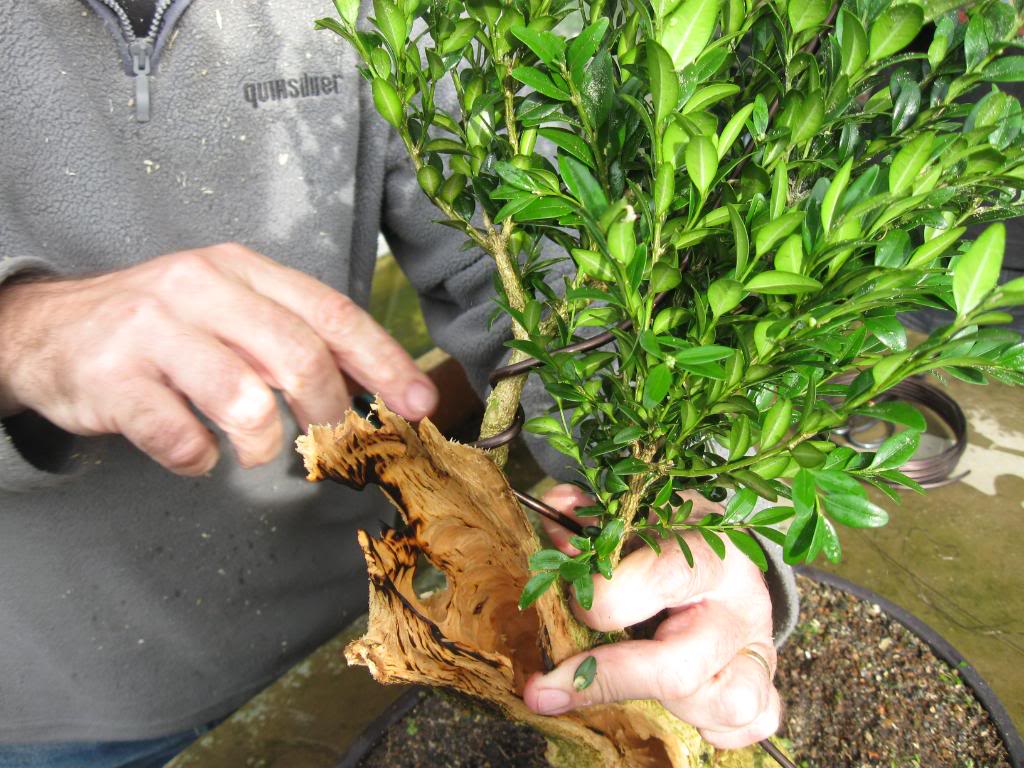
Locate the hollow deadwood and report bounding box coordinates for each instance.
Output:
[296,402,763,768]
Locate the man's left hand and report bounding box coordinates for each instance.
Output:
[522,484,781,749]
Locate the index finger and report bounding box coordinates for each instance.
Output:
[578,532,726,632]
[215,244,438,421]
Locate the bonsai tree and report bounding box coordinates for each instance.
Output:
[301,0,1024,764]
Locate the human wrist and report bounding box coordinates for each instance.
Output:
[0,279,52,417]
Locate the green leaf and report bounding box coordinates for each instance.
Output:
[573,656,598,690]
[771,161,788,221]
[791,469,817,520]
[791,441,827,468]
[559,155,608,215]
[673,345,732,363]
[718,103,755,159]
[889,132,934,196]
[655,163,675,217]
[540,128,595,167]
[868,4,923,63]
[761,397,792,449]
[524,416,563,435]
[870,429,920,470]
[708,278,744,317]
[983,57,1024,83]
[684,84,741,114]
[864,314,908,351]
[372,0,409,53]
[511,25,564,68]
[745,270,822,295]
[511,66,571,101]
[790,90,824,146]
[774,235,803,274]
[906,226,967,269]
[573,573,595,611]
[789,0,829,34]
[594,519,625,558]
[643,363,673,408]
[647,42,679,128]
[953,224,1005,317]
[516,197,575,221]
[812,469,864,496]
[559,559,590,582]
[440,18,480,55]
[332,0,359,26]
[964,13,990,72]
[530,548,570,571]
[840,9,868,76]
[571,248,617,281]
[700,528,727,559]
[568,18,610,83]
[519,571,557,609]
[874,230,911,269]
[750,506,795,526]
[725,488,757,521]
[821,159,852,235]
[651,262,683,292]
[727,204,749,277]
[823,494,889,528]
[728,416,752,461]
[754,211,803,256]
[371,78,403,128]
[726,530,769,571]
[685,135,718,196]
[856,402,926,432]
[659,0,721,71]
[581,51,615,127]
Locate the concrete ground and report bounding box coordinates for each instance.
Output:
[169,259,1024,765]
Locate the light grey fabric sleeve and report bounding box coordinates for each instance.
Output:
[0,256,79,493]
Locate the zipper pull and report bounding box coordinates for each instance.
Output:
[129,41,153,122]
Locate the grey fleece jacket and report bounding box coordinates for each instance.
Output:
[0,0,797,743]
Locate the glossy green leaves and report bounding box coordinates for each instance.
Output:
[647,42,679,128]
[788,0,829,35]
[954,224,1006,317]
[659,0,721,70]
[869,5,923,63]
[686,135,718,196]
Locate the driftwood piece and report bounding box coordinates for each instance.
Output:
[296,403,761,768]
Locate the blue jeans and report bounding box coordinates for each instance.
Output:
[0,721,218,768]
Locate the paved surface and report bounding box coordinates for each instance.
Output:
[821,373,1024,727]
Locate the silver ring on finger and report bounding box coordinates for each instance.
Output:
[739,646,772,681]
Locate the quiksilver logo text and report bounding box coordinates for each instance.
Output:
[242,73,346,108]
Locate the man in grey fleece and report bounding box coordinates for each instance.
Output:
[0,2,796,765]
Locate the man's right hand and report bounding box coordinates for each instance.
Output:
[0,243,437,475]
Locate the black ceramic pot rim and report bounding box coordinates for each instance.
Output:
[336,568,1024,768]
[796,566,1024,767]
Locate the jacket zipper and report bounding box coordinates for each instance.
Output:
[92,0,175,122]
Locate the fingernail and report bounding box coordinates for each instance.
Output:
[404,380,437,418]
[534,688,571,715]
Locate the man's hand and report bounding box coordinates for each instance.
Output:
[523,484,780,750]
[0,243,437,474]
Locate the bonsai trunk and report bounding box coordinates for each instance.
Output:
[297,403,766,767]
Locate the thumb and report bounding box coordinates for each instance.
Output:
[522,639,669,716]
